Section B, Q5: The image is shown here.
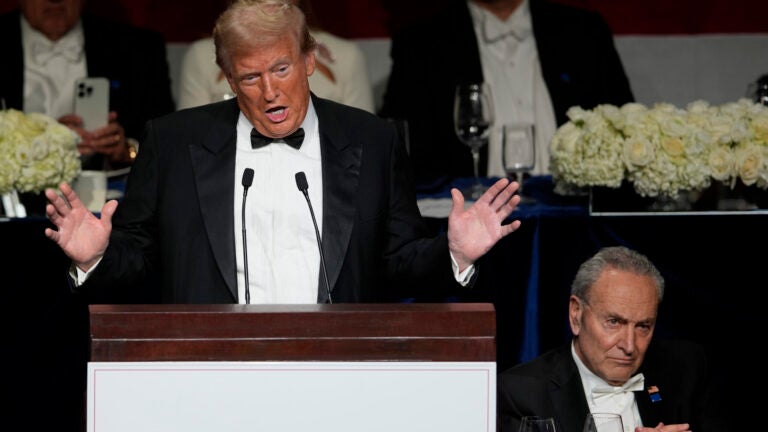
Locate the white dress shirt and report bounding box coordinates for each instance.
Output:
[572,343,643,432]
[234,101,323,304]
[467,0,557,176]
[21,16,87,120]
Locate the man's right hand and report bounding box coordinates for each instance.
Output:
[44,182,117,272]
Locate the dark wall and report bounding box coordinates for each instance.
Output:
[0,0,766,42]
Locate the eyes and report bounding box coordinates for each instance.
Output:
[239,63,292,86]
[604,317,654,334]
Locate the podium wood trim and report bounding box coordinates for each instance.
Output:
[89,303,495,362]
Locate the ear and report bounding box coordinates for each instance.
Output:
[224,72,237,96]
[304,50,316,77]
[569,295,583,336]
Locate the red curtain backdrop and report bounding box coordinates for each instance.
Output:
[0,0,766,42]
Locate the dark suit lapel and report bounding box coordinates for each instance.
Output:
[0,11,25,110]
[82,16,110,78]
[189,100,240,300]
[550,350,592,432]
[313,97,360,302]
[635,371,663,427]
[452,0,484,83]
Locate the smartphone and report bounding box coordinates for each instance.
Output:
[74,77,110,131]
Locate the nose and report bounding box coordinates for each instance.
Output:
[616,326,636,355]
[261,76,279,102]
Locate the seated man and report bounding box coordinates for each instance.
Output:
[0,0,175,170]
[380,0,633,187]
[498,246,724,432]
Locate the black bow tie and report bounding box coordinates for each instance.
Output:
[251,127,305,150]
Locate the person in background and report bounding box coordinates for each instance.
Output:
[0,0,175,170]
[497,246,724,432]
[44,0,521,305]
[380,0,633,188]
[177,0,374,113]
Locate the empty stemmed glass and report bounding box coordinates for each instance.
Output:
[582,413,624,432]
[501,122,536,202]
[519,416,557,432]
[454,82,494,200]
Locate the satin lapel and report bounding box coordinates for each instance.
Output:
[454,0,485,83]
[635,373,663,427]
[82,16,111,79]
[315,99,360,302]
[189,103,239,301]
[551,352,592,432]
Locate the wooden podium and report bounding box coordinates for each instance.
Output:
[89,302,496,362]
[87,303,497,432]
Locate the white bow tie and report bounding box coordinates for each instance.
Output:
[31,39,83,66]
[591,373,645,402]
[481,12,531,43]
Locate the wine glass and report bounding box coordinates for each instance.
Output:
[518,416,557,432]
[454,82,494,199]
[582,413,624,432]
[501,122,536,202]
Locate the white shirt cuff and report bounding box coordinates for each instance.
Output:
[69,257,103,286]
[450,252,475,287]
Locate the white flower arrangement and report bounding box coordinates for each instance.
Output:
[0,108,81,195]
[549,99,768,198]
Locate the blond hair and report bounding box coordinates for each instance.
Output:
[213,0,316,73]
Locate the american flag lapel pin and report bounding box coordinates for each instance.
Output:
[647,386,661,403]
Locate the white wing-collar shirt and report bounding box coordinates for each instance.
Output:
[467,0,557,176]
[572,342,643,432]
[21,15,86,119]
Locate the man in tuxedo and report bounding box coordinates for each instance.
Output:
[44,0,522,305]
[0,0,175,169]
[497,246,724,432]
[380,0,634,187]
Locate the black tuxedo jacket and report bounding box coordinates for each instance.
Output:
[0,10,175,167]
[379,0,634,186]
[79,96,460,304]
[498,340,725,432]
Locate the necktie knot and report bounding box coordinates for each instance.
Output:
[251,127,305,150]
[591,373,645,402]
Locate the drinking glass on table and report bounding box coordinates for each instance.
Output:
[501,122,536,202]
[453,82,494,200]
[518,416,557,432]
[582,413,623,432]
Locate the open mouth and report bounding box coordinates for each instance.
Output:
[265,107,287,123]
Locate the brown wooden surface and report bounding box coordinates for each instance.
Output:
[89,303,495,362]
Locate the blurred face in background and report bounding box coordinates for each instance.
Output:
[20,0,84,41]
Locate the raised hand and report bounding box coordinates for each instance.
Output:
[447,177,522,272]
[44,182,118,271]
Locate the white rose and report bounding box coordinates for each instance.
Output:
[622,136,654,169]
[707,147,734,181]
[735,146,762,185]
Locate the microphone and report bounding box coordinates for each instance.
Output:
[295,171,333,304]
[241,168,255,304]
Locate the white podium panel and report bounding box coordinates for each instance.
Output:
[88,361,495,432]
